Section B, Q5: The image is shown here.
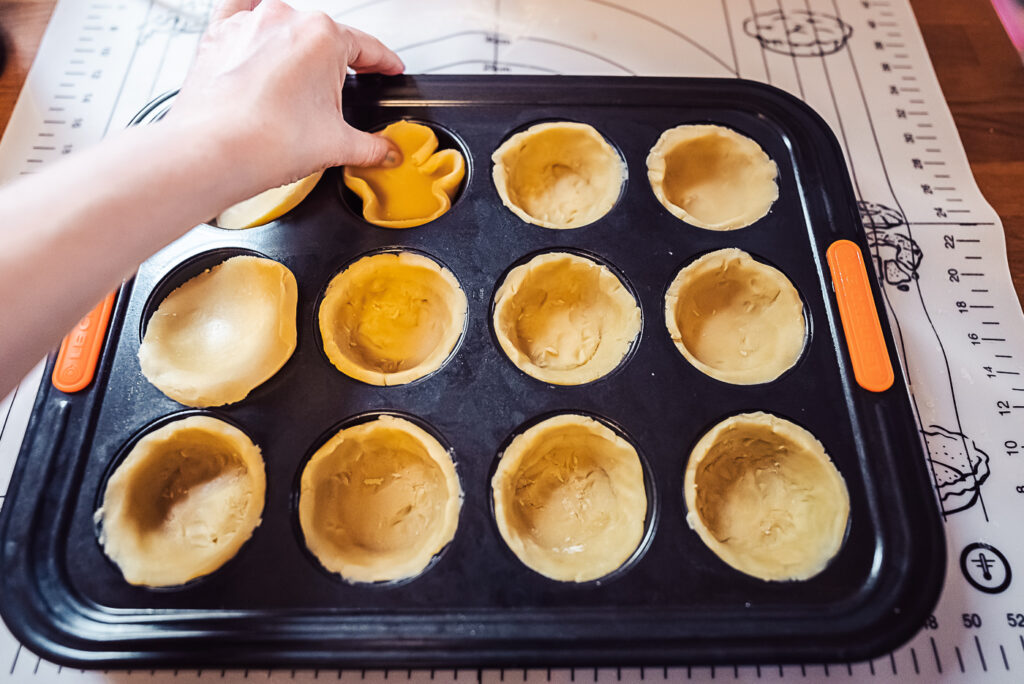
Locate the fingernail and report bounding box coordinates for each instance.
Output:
[382,148,403,168]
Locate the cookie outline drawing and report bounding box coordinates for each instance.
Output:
[859,201,990,517]
[743,9,853,57]
[922,425,991,515]
[861,201,923,292]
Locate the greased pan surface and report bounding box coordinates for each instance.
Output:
[0,76,944,667]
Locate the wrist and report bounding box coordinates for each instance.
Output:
[145,112,281,216]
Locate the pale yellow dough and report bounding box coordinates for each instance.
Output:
[492,414,647,582]
[684,412,849,581]
[298,415,461,583]
[216,171,323,230]
[493,252,641,385]
[492,122,625,229]
[343,121,465,229]
[139,256,298,407]
[318,252,467,386]
[647,124,778,230]
[665,248,805,384]
[96,415,266,587]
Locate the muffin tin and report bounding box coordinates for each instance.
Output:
[0,76,944,667]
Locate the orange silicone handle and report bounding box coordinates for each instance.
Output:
[827,240,894,393]
[52,291,117,393]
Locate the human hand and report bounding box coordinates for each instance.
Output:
[168,0,404,193]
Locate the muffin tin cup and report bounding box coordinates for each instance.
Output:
[489,246,644,386]
[313,246,469,388]
[491,119,628,229]
[92,408,264,593]
[139,246,271,340]
[682,410,852,582]
[0,75,944,668]
[487,410,659,586]
[663,248,810,385]
[338,118,474,227]
[291,410,463,588]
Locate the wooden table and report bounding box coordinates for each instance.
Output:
[1,0,1022,303]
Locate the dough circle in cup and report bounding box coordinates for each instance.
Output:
[298,415,462,583]
[647,124,778,230]
[318,252,467,386]
[684,411,849,581]
[216,171,323,230]
[492,122,625,229]
[492,414,648,582]
[138,255,298,407]
[665,248,805,384]
[96,415,266,587]
[492,252,641,385]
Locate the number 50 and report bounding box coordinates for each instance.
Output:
[962,613,982,628]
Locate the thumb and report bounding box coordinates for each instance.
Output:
[335,125,403,168]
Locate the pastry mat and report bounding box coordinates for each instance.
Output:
[0,0,1022,681]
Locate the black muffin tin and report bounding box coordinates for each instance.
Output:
[0,76,944,668]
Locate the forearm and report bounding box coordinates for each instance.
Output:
[0,0,404,396]
[0,118,251,394]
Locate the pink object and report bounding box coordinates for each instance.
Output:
[991,0,1024,53]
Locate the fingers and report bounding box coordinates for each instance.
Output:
[334,126,403,168]
[343,26,405,75]
[210,0,261,23]
[214,3,403,76]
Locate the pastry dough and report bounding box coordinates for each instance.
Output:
[647,124,778,230]
[139,255,298,407]
[492,122,624,229]
[318,252,467,385]
[343,121,465,228]
[299,415,461,583]
[665,248,804,384]
[96,415,265,587]
[685,412,849,581]
[216,171,323,230]
[492,414,647,582]
[493,252,641,385]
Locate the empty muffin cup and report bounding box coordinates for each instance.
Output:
[343,120,466,228]
[492,414,648,582]
[684,412,849,581]
[647,124,778,230]
[492,122,625,229]
[493,252,641,385]
[96,415,266,587]
[665,248,805,384]
[139,255,298,407]
[318,252,467,386]
[298,415,462,583]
